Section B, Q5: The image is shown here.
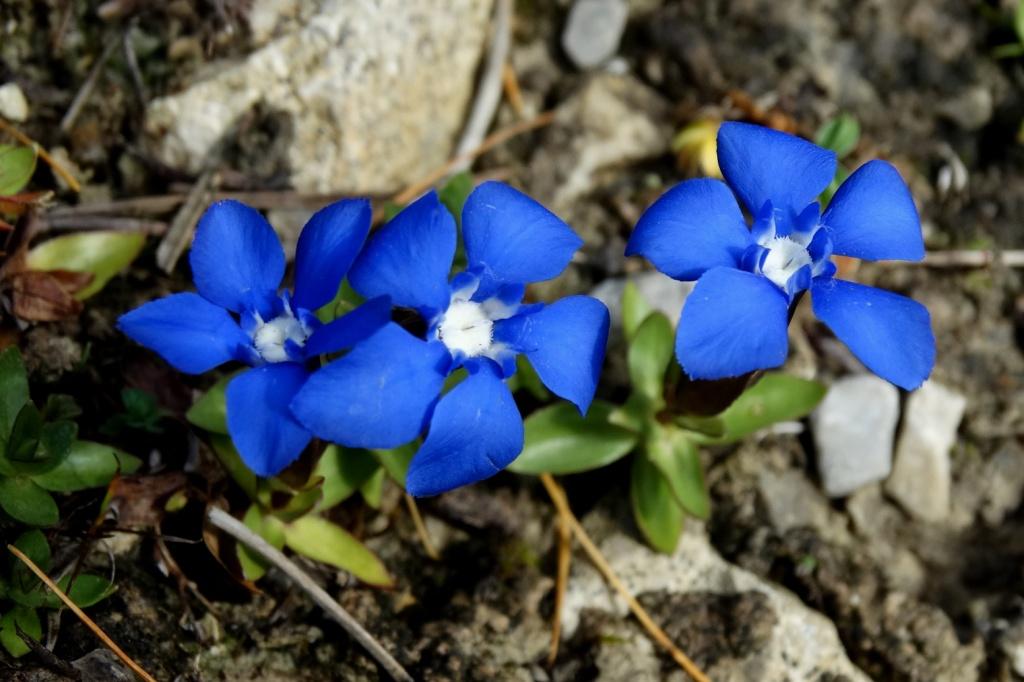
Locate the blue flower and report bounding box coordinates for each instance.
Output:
[626,121,934,390]
[290,182,610,497]
[118,199,388,476]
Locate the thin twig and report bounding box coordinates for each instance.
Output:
[7,544,158,682]
[392,109,556,206]
[206,506,413,682]
[916,249,1024,268]
[42,214,168,235]
[60,37,120,134]
[502,63,526,118]
[538,474,710,682]
[548,504,572,665]
[156,168,216,273]
[0,120,81,193]
[122,25,148,106]
[451,0,513,173]
[403,493,440,561]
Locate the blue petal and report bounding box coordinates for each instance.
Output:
[717,122,837,215]
[462,181,583,286]
[226,364,311,477]
[405,363,523,497]
[676,267,790,379]
[625,179,752,281]
[189,200,285,314]
[118,293,251,373]
[304,296,392,356]
[290,323,450,448]
[495,296,609,413]
[811,278,934,390]
[821,160,924,262]
[291,199,372,311]
[348,192,455,314]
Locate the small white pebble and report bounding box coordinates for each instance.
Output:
[0,82,29,122]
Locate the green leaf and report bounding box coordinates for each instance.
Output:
[509,401,638,475]
[630,453,685,554]
[438,172,474,226]
[315,446,380,510]
[284,516,393,587]
[0,145,37,196]
[25,231,146,300]
[0,477,58,526]
[36,420,76,468]
[646,425,710,519]
[622,281,652,343]
[210,435,259,500]
[8,530,51,607]
[815,114,860,159]
[315,279,364,324]
[373,443,417,486]
[673,414,725,439]
[186,374,236,435]
[237,505,286,581]
[0,347,29,441]
[1015,0,1024,44]
[507,354,549,401]
[627,313,674,404]
[42,394,81,422]
[706,373,827,445]
[993,42,1024,59]
[59,574,116,608]
[5,403,42,463]
[0,606,42,658]
[359,467,386,509]
[31,440,141,492]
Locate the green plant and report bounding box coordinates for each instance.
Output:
[815,113,861,205]
[0,347,141,527]
[0,530,115,657]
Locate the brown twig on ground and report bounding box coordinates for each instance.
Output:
[538,474,710,682]
[205,506,414,682]
[391,109,557,207]
[915,250,1024,268]
[451,0,513,173]
[60,37,120,135]
[42,214,168,235]
[548,502,572,665]
[403,493,440,561]
[156,168,217,273]
[502,64,526,118]
[122,25,148,106]
[0,120,81,193]
[7,544,158,682]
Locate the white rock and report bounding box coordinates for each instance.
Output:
[885,380,966,522]
[144,0,493,193]
[561,520,870,681]
[561,0,629,69]
[589,270,692,330]
[0,82,29,122]
[758,468,831,533]
[813,374,899,498]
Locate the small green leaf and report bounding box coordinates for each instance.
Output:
[315,279,364,324]
[285,516,393,587]
[25,231,146,300]
[186,374,236,435]
[507,354,549,401]
[627,313,674,404]
[438,172,474,225]
[42,394,81,422]
[36,420,76,468]
[1015,0,1024,44]
[238,505,286,581]
[0,606,42,658]
[359,467,386,509]
[673,414,725,439]
[315,446,380,510]
[5,403,42,464]
[0,145,37,196]
[267,484,323,523]
[815,114,860,159]
[382,201,404,222]
[210,435,259,500]
[0,477,58,526]
[31,440,141,492]
[630,453,685,554]
[8,530,51,606]
[646,426,710,519]
[706,373,827,445]
[622,281,652,342]
[0,347,29,440]
[509,401,638,475]
[373,443,417,486]
[60,575,116,608]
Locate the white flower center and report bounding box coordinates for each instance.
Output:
[437,300,494,357]
[760,236,812,289]
[252,314,307,363]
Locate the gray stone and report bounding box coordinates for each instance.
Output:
[812,374,899,498]
[937,86,994,131]
[886,380,966,523]
[589,270,692,330]
[0,82,28,122]
[757,468,831,533]
[144,0,493,194]
[561,0,630,69]
[561,517,870,681]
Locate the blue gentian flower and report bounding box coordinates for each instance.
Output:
[118,199,389,476]
[290,182,610,497]
[626,121,935,390]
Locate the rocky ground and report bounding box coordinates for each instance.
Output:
[2,0,1024,680]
